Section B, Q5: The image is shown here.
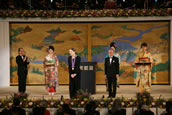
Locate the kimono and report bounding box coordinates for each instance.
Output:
[44,55,59,93]
[135,51,153,93]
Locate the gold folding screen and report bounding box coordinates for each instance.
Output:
[10,22,170,85]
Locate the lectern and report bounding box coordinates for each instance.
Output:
[135,57,152,66]
[80,62,97,94]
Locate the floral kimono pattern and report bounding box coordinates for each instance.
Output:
[44,55,59,92]
[135,51,153,93]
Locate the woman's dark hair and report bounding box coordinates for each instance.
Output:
[32,107,45,115]
[48,46,54,51]
[110,42,117,49]
[62,104,70,111]
[70,48,76,52]
[141,42,148,48]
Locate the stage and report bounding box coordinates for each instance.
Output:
[0,85,172,115]
[0,85,172,99]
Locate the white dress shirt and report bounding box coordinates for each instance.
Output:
[110,57,112,64]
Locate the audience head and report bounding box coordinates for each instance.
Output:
[111,99,121,113]
[1,108,11,115]
[166,101,172,114]
[62,104,70,113]
[40,100,47,108]
[84,103,92,112]
[89,100,97,110]
[13,98,20,106]
[140,106,154,115]
[32,107,45,115]
[141,105,150,111]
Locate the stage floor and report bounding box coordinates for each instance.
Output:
[0,85,172,99]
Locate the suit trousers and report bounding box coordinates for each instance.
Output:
[107,75,117,97]
[69,76,80,99]
[18,70,27,93]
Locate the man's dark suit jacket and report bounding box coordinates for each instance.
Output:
[105,56,119,77]
[16,55,29,74]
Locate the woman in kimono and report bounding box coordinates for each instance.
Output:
[135,43,153,93]
[44,46,59,95]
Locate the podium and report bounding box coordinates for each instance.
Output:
[135,62,151,66]
[80,62,97,94]
[135,57,152,67]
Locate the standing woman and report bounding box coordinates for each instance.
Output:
[68,48,81,98]
[135,43,153,93]
[44,46,59,95]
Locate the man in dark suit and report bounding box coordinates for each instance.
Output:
[16,48,29,94]
[105,49,119,98]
